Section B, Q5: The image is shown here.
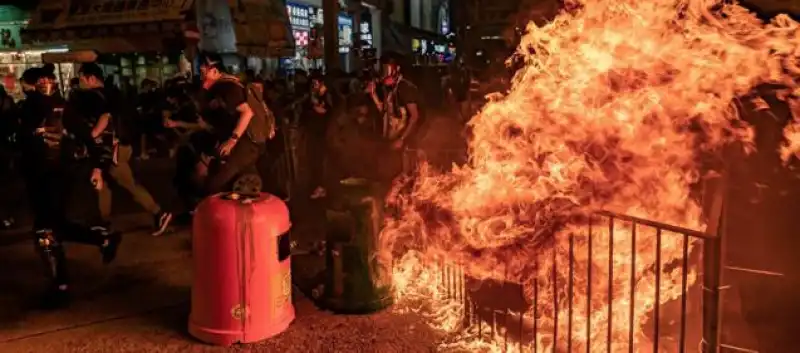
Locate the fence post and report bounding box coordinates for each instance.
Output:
[701,171,727,353]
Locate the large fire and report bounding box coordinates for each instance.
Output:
[380,0,799,352]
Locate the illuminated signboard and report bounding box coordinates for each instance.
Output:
[286,2,311,28]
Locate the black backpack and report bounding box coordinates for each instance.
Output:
[218,77,276,143]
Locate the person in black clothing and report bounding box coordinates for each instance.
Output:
[368,52,423,150]
[197,52,268,194]
[18,67,122,309]
[0,85,19,229]
[163,79,214,212]
[303,73,333,199]
[96,74,173,236]
[136,78,162,159]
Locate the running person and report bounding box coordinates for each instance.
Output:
[196,52,271,194]
[18,67,122,308]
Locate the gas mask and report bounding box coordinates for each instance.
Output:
[381,63,400,86]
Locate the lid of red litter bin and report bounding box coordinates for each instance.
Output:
[200,192,292,236]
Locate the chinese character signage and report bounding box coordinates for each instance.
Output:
[64,0,192,27]
[286,3,310,28]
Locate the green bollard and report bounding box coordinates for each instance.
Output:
[321,178,393,313]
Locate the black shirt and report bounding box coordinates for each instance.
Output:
[201,80,247,140]
[18,92,66,161]
[378,78,421,140]
[302,89,333,135]
[64,88,114,168]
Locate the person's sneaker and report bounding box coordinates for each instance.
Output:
[152,211,173,237]
[41,285,70,310]
[99,230,122,264]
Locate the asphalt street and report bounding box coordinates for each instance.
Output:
[0,157,440,353]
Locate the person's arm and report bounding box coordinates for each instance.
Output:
[397,84,420,143]
[91,112,110,138]
[232,102,254,139]
[368,81,383,112]
[398,103,419,143]
[220,82,254,140]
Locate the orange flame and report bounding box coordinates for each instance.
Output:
[381,0,798,352]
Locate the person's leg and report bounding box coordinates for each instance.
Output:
[97,179,113,224]
[110,145,172,235]
[55,162,122,261]
[110,145,160,214]
[27,163,70,308]
[307,130,326,198]
[174,144,201,213]
[204,139,262,195]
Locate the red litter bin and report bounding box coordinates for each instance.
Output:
[189,192,294,346]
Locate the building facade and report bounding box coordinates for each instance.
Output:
[453,0,558,69]
[381,0,453,66]
[22,0,295,83]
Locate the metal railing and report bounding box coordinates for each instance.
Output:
[395,148,724,352]
[434,211,722,353]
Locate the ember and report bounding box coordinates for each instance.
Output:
[381,0,798,352]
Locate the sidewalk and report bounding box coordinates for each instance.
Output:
[0,214,441,353]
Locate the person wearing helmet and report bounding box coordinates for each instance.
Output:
[368,52,423,151]
[17,66,122,309]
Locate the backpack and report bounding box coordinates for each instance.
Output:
[218,77,276,142]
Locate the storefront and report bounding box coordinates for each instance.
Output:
[22,0,294,85]
[407,1,454,67]
[0,5,74,100]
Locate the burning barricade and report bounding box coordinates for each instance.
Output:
[379,0,799,352]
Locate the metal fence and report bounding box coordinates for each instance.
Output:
[433,211,722,353]
[397,148,724,353]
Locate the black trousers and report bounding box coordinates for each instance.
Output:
[21,156,109,287]
[204,137,264,195]
[174,144,204,211]
[306,128,326,190]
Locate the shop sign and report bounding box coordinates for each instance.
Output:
[286,3,311,28]
[63,0,191,27]
[338,15,352,53]
[359,22,372,46]
[359,10,372,47]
